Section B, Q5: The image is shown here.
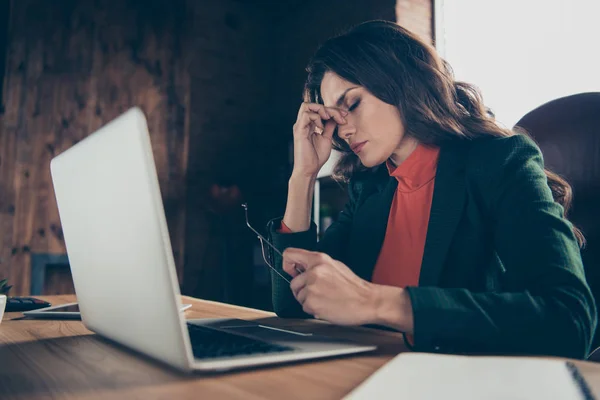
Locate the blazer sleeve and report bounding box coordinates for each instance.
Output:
[266,179,361,317]
[405,134,597,359]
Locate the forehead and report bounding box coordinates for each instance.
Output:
[320,71,357,107]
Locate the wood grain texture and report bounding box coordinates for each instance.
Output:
[0,0,191,294]
[1,295,599,400]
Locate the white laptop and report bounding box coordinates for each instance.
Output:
[49,107,376,373]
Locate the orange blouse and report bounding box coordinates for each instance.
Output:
[371,144,440,288]
[280,143,440,290]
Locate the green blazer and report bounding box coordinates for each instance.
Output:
[266,134,597,359]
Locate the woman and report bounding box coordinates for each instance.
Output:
[265,20,596,359]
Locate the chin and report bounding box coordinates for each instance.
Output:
[358,149,392,168]
[358,153,387,168]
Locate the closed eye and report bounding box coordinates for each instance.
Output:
[348,99,360,112]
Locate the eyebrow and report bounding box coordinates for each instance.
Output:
[332,87,360,107]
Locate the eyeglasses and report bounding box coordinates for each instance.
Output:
[242,203,302,284]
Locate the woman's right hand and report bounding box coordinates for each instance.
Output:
[292,103,347,178]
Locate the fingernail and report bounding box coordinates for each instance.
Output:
[341,110,348,116]
[325,113,331,118]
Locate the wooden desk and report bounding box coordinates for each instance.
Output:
[1,295,599,399]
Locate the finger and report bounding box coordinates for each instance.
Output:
[290,273,308,299]
[297,112,324,133]
[301,295,318,317]
[297,102,314,119]
[324,107,348,125]
[296,285,309,305]
[283,248,329,272]
[298,102,327,120]
[283,257,307,278]
[294,264,306,274]
[306,104,332,121]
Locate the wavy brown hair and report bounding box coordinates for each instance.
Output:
[304,20,584,247]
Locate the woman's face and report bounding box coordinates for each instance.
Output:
[320,71,416,166]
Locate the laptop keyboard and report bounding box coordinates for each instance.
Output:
[187,323,294,360]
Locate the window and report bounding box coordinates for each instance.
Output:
[436,0,600,127]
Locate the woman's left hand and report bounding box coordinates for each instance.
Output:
[282,247,377,325]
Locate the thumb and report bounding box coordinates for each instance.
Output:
[283,248,329,275]
[282,248,311,278]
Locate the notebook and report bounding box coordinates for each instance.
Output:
[344,353,595,400]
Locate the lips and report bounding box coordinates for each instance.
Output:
[351,141,367,153]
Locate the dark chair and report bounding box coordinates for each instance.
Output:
[514,92,600,359]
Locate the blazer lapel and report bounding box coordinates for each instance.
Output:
[419,141,468,287]
[348,172,397,281]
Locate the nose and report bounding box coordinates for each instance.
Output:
[337,122,356,142]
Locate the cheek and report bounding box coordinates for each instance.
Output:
[380,111,405,146]
[363,105,402,137]
[371,118,404,149]
[352,102,404,163]
[359,111,404,165]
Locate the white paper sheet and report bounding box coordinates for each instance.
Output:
[344,353,585,400]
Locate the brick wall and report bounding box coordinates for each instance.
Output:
[396,0,434,44]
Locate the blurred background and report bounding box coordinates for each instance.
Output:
[0,0,598,314]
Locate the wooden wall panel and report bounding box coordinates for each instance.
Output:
[0,0,190,294]
[0,0,34,292]
[0,121,17,285]
[87,0,190,281]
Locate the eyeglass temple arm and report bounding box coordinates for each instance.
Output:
[259,241,291,284]
[242,203,283,258]
[242,204,305,277]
